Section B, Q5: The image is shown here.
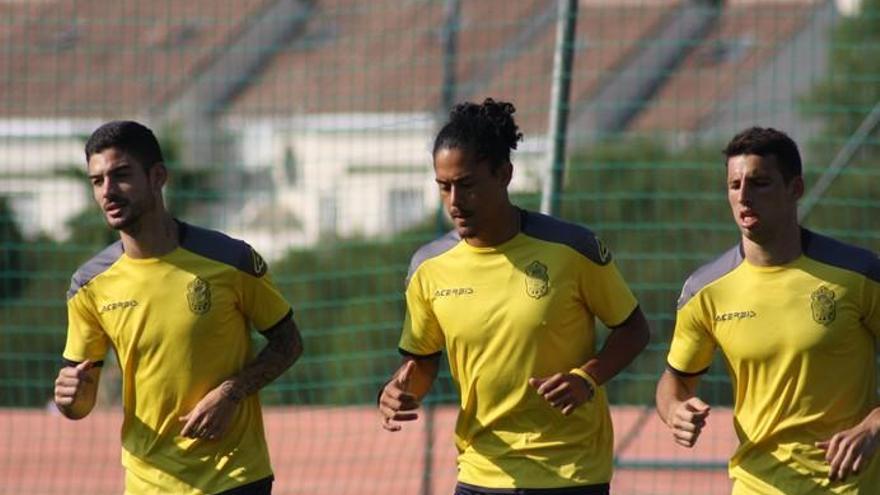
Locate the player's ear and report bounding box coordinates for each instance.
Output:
[150,162,168,189]
[790,175,804,201]
[499,161,513,186]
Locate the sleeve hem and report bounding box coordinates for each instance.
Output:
[666,362,709,377]
[398,348,442,359]
[62,358,104,368]
[257,309,293,333]
[607,304,640,330]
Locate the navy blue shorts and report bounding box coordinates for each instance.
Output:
[214,476,273,495]
[454,482,609,495]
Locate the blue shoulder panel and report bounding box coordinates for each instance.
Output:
[405,230,460,287]
[677,244,743,310]
[802,229,880,283]
[179,222,267,277]
[67,241,124,300]
[520,209,611,265]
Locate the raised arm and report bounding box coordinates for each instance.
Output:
[655,369,710,448]
[54,360,102,420]
[180,315,303,439]
[378,354,440,431]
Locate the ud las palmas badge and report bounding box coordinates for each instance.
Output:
[810,285,836,325]
[525,261,549,299]
[187,276,212,315]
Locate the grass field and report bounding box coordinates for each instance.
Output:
[0,405,736,494]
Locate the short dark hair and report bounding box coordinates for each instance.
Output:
[433,98,523,173]
[85,120,164,170]
[722,126,802,182]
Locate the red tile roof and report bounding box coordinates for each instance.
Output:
[3,0,815,136]
[225,0,678,135]
[0,0,270,118]
[471,2,678,132]
[629,1,819,133]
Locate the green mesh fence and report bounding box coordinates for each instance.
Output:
[1,1,879,493]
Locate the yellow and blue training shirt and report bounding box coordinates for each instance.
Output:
[399,209,639,490]
[63,221,292,495]
[668,229,880,494]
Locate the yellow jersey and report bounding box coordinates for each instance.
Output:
[668,229,880,494]
[400,209,639,489]
[63,221,292,495]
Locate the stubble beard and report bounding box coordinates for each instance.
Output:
[455,222,477,239]
[106,195,154,236]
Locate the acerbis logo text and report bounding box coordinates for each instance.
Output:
[99,300,138,314]
[434,288,474,297]
[714,310,756,322]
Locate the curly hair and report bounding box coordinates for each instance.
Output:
[433,98,524,173]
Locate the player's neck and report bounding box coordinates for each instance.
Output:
[741,223,802,267]
[465,205,521,248]
[120,211,180,259]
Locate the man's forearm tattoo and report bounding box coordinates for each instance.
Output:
[224,319,302,402]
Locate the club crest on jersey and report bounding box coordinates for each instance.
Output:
[186,276,212,315]
[525,260,549,299]
[810,285,836,325]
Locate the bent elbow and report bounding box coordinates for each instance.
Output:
[637,323,651,352]
[283,333,304,369]
[290,339,304,366]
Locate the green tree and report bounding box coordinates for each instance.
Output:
[803,0,880,138]
[157,123,219,219]
[800,0,880,250]
[0,232,79,406]
[0,197,25,301]
[265,219,443,405]
[561,138,735,405]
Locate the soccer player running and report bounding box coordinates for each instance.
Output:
[656,127,880,493]
[53,121,303,495]
[377,98,650,495]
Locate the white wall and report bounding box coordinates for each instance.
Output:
[0,120,96,240]
[224,114,544,260]
[1,177,88,240]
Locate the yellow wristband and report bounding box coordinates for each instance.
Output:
[569,368,598,399]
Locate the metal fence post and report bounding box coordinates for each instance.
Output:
[540,0,579,216]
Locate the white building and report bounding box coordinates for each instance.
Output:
[0,119,100,239]
[223,113,544,260]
